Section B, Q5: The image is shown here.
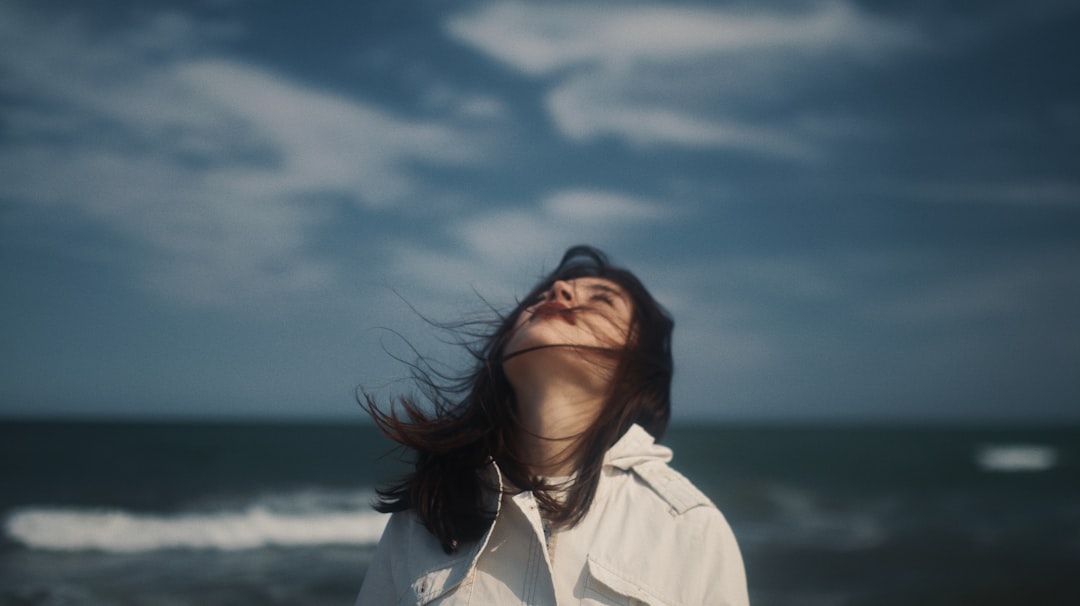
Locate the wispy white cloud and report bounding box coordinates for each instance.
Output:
[910,179,1080,207]
[447,1,912,75]
[0,6,488,306]
[452,190,671,267]
[177,59,482,206]
[387,189,675,304]
[447,1,919,157]
[452,209,561,264]
[547,83,816,157]
[544,190,667,221]
[419,83,510,122]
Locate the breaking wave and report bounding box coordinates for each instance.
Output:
[3,489,389,553]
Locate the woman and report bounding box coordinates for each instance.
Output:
[356,245,748,605]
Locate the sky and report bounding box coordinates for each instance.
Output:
[1,0,1078,424]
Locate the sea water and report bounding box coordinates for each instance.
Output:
[2,421,1078,605]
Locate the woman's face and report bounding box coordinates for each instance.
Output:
[503,277,634,361]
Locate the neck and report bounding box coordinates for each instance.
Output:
[507,362,609,477]
[504,346,618,477]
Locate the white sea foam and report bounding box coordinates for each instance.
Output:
[975,444,1058,472]
[3,490,390,553]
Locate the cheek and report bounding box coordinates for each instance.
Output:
[589,313,633,347]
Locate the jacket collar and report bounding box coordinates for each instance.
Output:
[604,423,673,471]
[409,424,670,604]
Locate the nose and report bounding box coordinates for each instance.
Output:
[549,280,574,303]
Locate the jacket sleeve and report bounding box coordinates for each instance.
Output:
[354,511,405,606]
[702,508,750,606]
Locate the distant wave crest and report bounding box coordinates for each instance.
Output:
[975,444,1058,472]
[3,490,389,553]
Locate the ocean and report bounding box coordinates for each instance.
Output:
[2,420,1078,605]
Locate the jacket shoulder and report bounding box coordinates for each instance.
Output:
[629,459,715,515]
[592,462,749,606]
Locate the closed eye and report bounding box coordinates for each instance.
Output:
[586,283,626,307]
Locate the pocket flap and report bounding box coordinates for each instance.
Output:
[586,556,675,606]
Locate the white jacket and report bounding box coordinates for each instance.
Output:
[356,424,749,605]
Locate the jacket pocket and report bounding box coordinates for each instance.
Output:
[582,557,672,606]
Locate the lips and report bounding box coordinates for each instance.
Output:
[534,301,576,325]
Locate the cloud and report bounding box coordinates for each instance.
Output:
[447,1,919,156]
[0,6,487,306]
[176,59,482,206]
[447,1,912,75]
[910,180,1080,207]
[452,190,670,265]
[385,189,674,305]
[547,83,816,156]
[544,190,666,221]
[419,83,510,122]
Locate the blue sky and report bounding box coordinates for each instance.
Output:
[2,0,1078,423]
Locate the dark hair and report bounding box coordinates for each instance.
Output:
[361,245,674,553]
